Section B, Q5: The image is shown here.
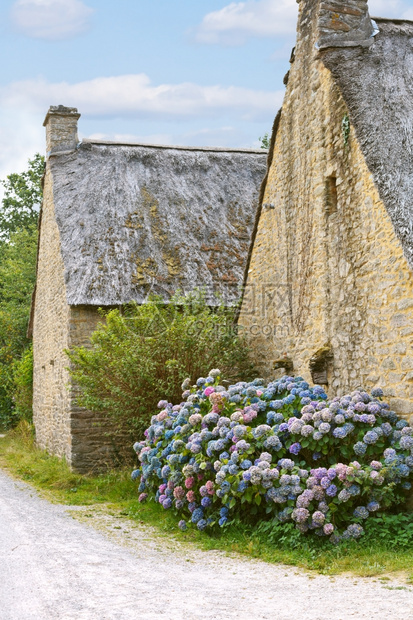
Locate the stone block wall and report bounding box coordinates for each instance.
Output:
[239,0,413,423]
[32,164,72,461]
[68,305,129,473]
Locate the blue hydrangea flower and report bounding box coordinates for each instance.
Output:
[353,442,367,456]
[131,469,140,481]
[397,464,410,477]
[197,519,207,530]
[269,400,284,410]
[353,506,369,519]
[363,431,379,445]
[241,459,253,470]
[400,436,413,450]
[347,523,364,538]
[326,484,337,497]
[371,387,383,398]
[396,419,409,430]
[191,508,204,523]
[279,458,295,470]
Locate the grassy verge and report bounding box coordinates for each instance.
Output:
[0,423,412,580]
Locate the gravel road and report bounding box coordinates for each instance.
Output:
[0,468,412,620]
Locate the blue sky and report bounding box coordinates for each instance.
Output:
[1,0,413,183]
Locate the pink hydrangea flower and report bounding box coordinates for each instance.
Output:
[204,387,215,397]
[186,490,195,502]
[370,461,383,470]
[206,480,215,495]
[173,486,185,500]
[185,477,194,489]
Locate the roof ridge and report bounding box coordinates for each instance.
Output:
[371,16,413,25]
[80,138,267,155]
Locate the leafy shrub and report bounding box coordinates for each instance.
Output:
[68,292,256,439]
[363,512,413,548]
[132,372,413,542]
[12,345,33,422]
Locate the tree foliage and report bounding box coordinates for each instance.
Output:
[0,225,38,427]
[0,154,42,428]
[258,132,270,149]
[0,153,44,241]
[67,291,257,439]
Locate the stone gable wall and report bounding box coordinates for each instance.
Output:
[32,164,72,460]
[239,2,413,423]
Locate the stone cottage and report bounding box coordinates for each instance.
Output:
[30,106,267,472]
[239,0,413,424]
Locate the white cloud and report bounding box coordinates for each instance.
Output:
[194,0,298,45]
[369,0,413,18]
[10,0,94,40]
[86,128,248,149]
[0,74,284,122]
[87,132,174,146]
[0,109,44,201]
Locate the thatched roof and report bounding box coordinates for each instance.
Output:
[321,18,413,269]
[49,141,266,306]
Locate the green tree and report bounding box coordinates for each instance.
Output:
[0,153,44,241]
[0,154,43,428]
[258,132,270,149]
[0,225,38,427]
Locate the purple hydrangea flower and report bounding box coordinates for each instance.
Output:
[326,484,337,497]
[289,442,302,455]
[292,508,310,523]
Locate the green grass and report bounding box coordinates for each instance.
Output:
[0,423,412,580]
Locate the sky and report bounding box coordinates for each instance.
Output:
[1,0,413,184]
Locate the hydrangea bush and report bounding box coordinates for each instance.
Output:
[132,371,413,543]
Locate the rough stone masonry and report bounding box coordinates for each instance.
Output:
[239,0,413,425]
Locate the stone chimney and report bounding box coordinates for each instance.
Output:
[315,0,378,50]
[43,105,81,157]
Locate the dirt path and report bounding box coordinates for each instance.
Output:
[0,468,412,620]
